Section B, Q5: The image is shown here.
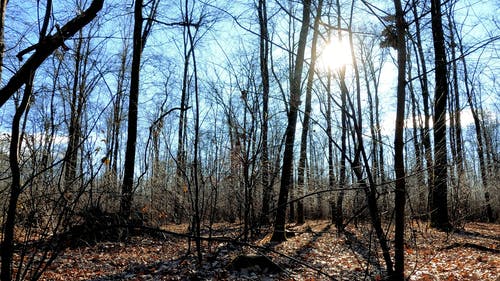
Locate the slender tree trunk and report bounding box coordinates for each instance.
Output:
[0,0,8,82]
[64,30,84,193]
[121,0,143,220]
[271,0,311,242]
[346,1,394,274]
[393,0,407,278]
[108,41,129,183]
[175,6,194,224]
[409,79,426,210]
[447,5,463,175]
[412,0,433,212]
[187,18,202,264]
[335,0,348,232]
[296,0,322,225]
[258,0,271,225]
[324,8,337,225]
[464,73,492,222]
[450,14,493,222]
[448,26,462,216]
[1,71,33,281]
[326,72,337,225]
[362,53,378,184]
[375,90,385,183]
[430,0,451,231]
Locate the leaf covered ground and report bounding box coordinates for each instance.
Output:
[40,221,499,280]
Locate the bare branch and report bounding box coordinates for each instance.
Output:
[0,0,104,108]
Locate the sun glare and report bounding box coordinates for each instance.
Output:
[320,39,352,71]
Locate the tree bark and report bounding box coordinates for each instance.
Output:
[393,0,407,278]
[63,30,84,194]
[1,71,33,281]
[297,0,322,225]
[0,0,8,82]
[271,0,311,242]
[121,0,144,220]
[258,0,271,225]
[335,0,348,232]
[411,0,433,212]
[430,0,452,231]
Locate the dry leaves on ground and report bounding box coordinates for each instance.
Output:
[38,221,499,280]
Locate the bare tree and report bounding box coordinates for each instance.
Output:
[120,0,144,220]
[120,0,158,220]
[271,0,312,242]
[448,3,494,222]
[1,72,34,281]
[430,0,452,230]
[334,0,349,232]
[393,0,407,278]
[296,0,323,225]
[411,0,434,210]
[445,1,464,219]
[258,0,271,225]
[63,29,87,199]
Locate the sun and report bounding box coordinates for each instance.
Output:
[320,39,352,71]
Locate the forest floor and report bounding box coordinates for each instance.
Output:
[39,220,499,281]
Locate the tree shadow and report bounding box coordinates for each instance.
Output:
[84,255,223,281]
[453,228,500,242]
[78,223,390,280]
[342,229,383,272]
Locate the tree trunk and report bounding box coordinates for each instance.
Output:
[464,68,492,222]
[450,7,493,222]
[0,0,8,82]
[63,30,84,194]
[326,67,337,226]
[335,0,348,232]
[271,0,311,242]
[258,0,271,225]
[1,71,33,281]
[296,0,322,225]
[446,5,463,175]
[121,0,144,220]
[187,17,202,264]
[393,0,407,278]
[175,3,193,224]
[430,0,451,231]
[411,0,433,214]
[108,40,129,183]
